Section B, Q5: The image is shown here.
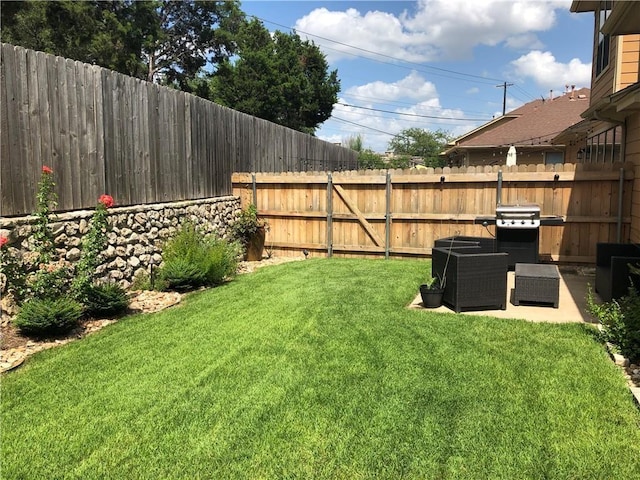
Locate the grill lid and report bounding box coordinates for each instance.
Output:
[496,204,540,228]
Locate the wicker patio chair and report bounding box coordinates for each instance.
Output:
[432,246,508,313]
[595,243,640,302]
[434,236,496,253]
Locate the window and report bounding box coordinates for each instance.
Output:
[545,151,564,165]
[595,1,612,77]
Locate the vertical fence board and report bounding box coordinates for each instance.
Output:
[1,46,16,213]
[16,46,36,214]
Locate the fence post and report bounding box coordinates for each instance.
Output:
[617,167,623,243]
[385,171,391,259]
[327,173,333,257]
[252,173,257,206]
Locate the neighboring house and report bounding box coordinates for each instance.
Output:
[561,1,640,242]
[441,87,590,167]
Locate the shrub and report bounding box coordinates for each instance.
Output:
[230,204,266,252]
[158,222,240,291]
[587,284,640,363]
[202,236,241,285]
[617,287,640,363]
[27,262,74,301]
[71,194,114,302]
[84,282,129,318]
[14,297,83,336]
[158,258,207,291]
[131,270,153,291]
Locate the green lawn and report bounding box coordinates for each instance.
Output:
[2,258,639,479]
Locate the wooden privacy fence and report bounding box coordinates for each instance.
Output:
[0,43,357,217]
[232,162,634,264]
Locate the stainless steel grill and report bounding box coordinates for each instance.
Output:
[496,204,541,229]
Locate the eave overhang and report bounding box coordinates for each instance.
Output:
[581,83,640,123]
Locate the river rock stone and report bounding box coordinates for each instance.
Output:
[66,248,81,261]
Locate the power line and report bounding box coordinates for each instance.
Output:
[512,84,537,102]
[333,109,482,127]
[318,43,498,86]
[331,116,398,137]
[341,92,496,116]
[337,102,491,121]
[256,16,506,85]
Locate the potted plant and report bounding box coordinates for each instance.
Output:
[421,234,460,308]
[230,204,268,261]
[420,274,445,308]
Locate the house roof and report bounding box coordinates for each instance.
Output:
[443,88,590,155]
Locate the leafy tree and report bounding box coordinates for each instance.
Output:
[212,18,340,134]
[1,1,155,78]
[357,150,386,170]
[344,134,364,153]
[387,156,412,169]
[143,1,243,90]
[388,128,452,167]
[1,1,243,92]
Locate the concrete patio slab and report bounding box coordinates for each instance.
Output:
[409,266,598,324]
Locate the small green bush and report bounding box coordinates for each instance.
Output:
[230,204,266,251]
[159,258,207,291]
[84,282,129,318]
[617,287,640,363]
[202,236,241,285]
[130,269,153,291]
[27,264,73,301]
[14,297,83,336]
[158,222,240,291]
[587,284,640,363]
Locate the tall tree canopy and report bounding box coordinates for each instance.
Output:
[212,18,340,134]
[1,1,155,77]
[388,128,453,167]
[143,0,243,90]
[1,0,243,92]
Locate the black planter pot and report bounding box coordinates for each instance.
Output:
[420,284,444,308]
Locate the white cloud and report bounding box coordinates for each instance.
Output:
[511,50,591,89]
[466,87,480,94]
[345,71,437,101]
[295,0,571,62]
[294,7,433,63]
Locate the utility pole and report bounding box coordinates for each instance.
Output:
[496,81,514,116]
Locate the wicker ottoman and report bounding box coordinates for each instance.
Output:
[514,263,560,308]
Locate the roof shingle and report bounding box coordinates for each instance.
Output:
[452,88,590,148]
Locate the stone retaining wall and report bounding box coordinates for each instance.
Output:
[0,196,240,289]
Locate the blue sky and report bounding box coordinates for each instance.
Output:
[241,0,594,152]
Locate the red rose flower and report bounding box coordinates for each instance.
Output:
[0,236,8,248]
[98,194,114,208]
[42,165,53,174]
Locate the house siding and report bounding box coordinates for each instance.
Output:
[466,148,552,167]
[618,35,640,90]
[628,114,640,243]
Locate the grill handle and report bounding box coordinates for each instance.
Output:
[497,212,537,219]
